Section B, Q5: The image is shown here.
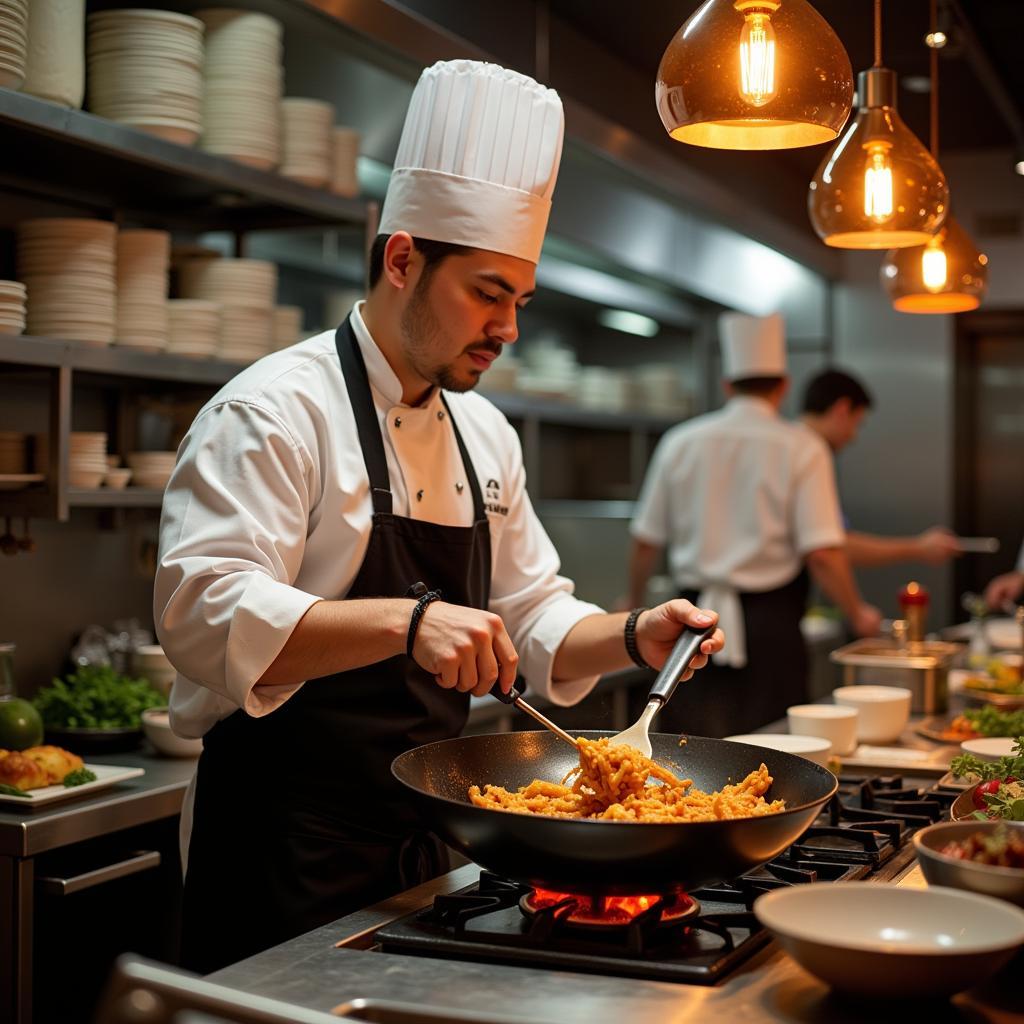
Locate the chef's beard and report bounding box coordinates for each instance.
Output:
[400,274,497,393]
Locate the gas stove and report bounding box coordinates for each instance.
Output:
[374,773,961,986]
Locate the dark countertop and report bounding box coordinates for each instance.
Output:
[0,747,195,857]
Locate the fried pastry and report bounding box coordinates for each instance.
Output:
[23,745,84,784]
[0,750,51,790]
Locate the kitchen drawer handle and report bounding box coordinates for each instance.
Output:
[37,850,161,896]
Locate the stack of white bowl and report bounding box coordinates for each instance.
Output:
[116,229,170,352]
[167,299,221,358]
[0,432,27,475]
[272,305,302,350]
[0,0,28,90]
[199,9,283,169]
[178,257,276,362]
[127,450,176,489]
[17,219,116,346]
[23,0,86,108]
[69,432,108,488]
[280,98,334,188]
[576,366,631,411]
[0,280,26,335]
[86,9,204,145]
[518,340,578,399]
[633,363,691,417]
[331,127,360,197]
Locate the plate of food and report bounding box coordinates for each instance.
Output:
[0,744,144,808]
[958,656,1024,708]
[918,706,1024,743]
[949,737,1024,823]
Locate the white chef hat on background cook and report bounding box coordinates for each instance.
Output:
[719,312,788,380]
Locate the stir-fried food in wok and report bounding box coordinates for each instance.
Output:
[468,736,787,823]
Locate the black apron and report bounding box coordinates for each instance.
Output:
[181,317,492,974]
[653,570,810,739]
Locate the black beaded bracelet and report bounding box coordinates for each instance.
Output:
[407,589,442,659]
[624,607,652,670]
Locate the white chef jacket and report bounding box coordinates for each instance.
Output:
[156,302,605,744]
[630,396,845,667]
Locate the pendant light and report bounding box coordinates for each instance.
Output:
[881,0,988,313]
[808,0,948,248]
[656,0,853,151]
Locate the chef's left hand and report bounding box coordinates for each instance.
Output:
[635,600,724,679]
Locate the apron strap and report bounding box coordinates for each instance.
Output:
[440,394,486,522]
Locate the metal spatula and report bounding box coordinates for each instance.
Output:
[607,625,717,758]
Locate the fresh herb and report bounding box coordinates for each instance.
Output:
[951,737,1024,822]
[950,736,1024,783]
[973,784,1024,822]
[962,706,1024,738]
[62,767,97,788]
[33,665,166,729]
[0,782,31,798]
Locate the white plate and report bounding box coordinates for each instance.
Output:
[960,737,1018,762]
[0,762,144,807]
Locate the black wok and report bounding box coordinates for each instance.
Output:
[392,730,837,894]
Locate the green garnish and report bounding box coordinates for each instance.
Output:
[62,768,97,788]
[33,664,166,729]
[962,706,1024,738]
[950,736,1024,783]
[0,782,31,798]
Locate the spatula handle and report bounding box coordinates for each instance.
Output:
[647,625,717,706]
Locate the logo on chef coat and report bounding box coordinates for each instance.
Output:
[484,478,508,517]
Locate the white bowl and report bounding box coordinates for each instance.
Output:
[832,685,912,744]
[786,704,858,757]
[960,737,1018,762]
[723,733,832,767]
[141,708,202,758]
[754,883,1024,998]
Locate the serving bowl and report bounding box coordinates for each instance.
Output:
[141,708,202,758]
[960,737,1018,762]
[786,704,858,756]
[754,882,1024,997]
[914,821,1024,907]
[832,685,912,744]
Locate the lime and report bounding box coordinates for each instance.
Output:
[0,698,44,750]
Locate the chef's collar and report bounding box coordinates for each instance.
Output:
[349,301,440,410]
[724,395,779,419]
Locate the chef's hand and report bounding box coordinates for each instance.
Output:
[851,602,883,637]
[635,600,724,680]
[984,570,1024,612]
[412,602,519,698]
[915,526,962,565]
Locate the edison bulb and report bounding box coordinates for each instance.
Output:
[921,244,947,292]
[739,12,777,107]
[863,142,894,221]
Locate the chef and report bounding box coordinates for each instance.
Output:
[984,540,1024,610]
[627,312,879,738]
[799,368,962,568]
[155,59,723,975]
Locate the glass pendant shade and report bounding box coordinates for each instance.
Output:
[808,68,949,248]
[656,0,853,150]
[881,216,988,313]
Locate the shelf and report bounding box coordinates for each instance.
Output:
[68,488,164,508]
[481,390,681,432]
[0,88,369,232]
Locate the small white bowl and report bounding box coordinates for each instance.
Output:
[832,685,912,744]
[754,882,1024,998]
[787,704,858,756]
[723,733,832,767]
[141,708,202,758]
[960,737,1018,762]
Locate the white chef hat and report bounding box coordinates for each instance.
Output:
[719,312,787,380]
[378,60,564,266]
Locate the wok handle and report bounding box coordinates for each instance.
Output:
[647,625,717,706]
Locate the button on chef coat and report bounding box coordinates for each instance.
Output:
[156,302,604,740]
[630,396,845,665]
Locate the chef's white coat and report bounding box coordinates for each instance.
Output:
[630,396,845,667]
[156,302,604,744]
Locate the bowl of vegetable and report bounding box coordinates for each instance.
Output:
[914,821,1024,907]
[33,665,167,752]
[950,736,1024,823]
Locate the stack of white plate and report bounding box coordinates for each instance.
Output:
[23,0,86,108]
[17,218,117,346]
[272,305,302,350]
[0,432,27,474]
[0,0,28,90]
[116,229,170,352]
[177,257,276,362]
[69,431,108,488]
[127,450,176,489]
[86,9,204,146]
[0,280,26,335]
[167,299,221,358]
[331,127,360,197]
[280,98,334,188]
[199,9,283,169]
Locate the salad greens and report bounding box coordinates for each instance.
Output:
[33,665,166,729]
[62,767,97,788]
[951,736,1024,822]
[962,706,1024,738]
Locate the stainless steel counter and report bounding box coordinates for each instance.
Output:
[205,862,1023,1024]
